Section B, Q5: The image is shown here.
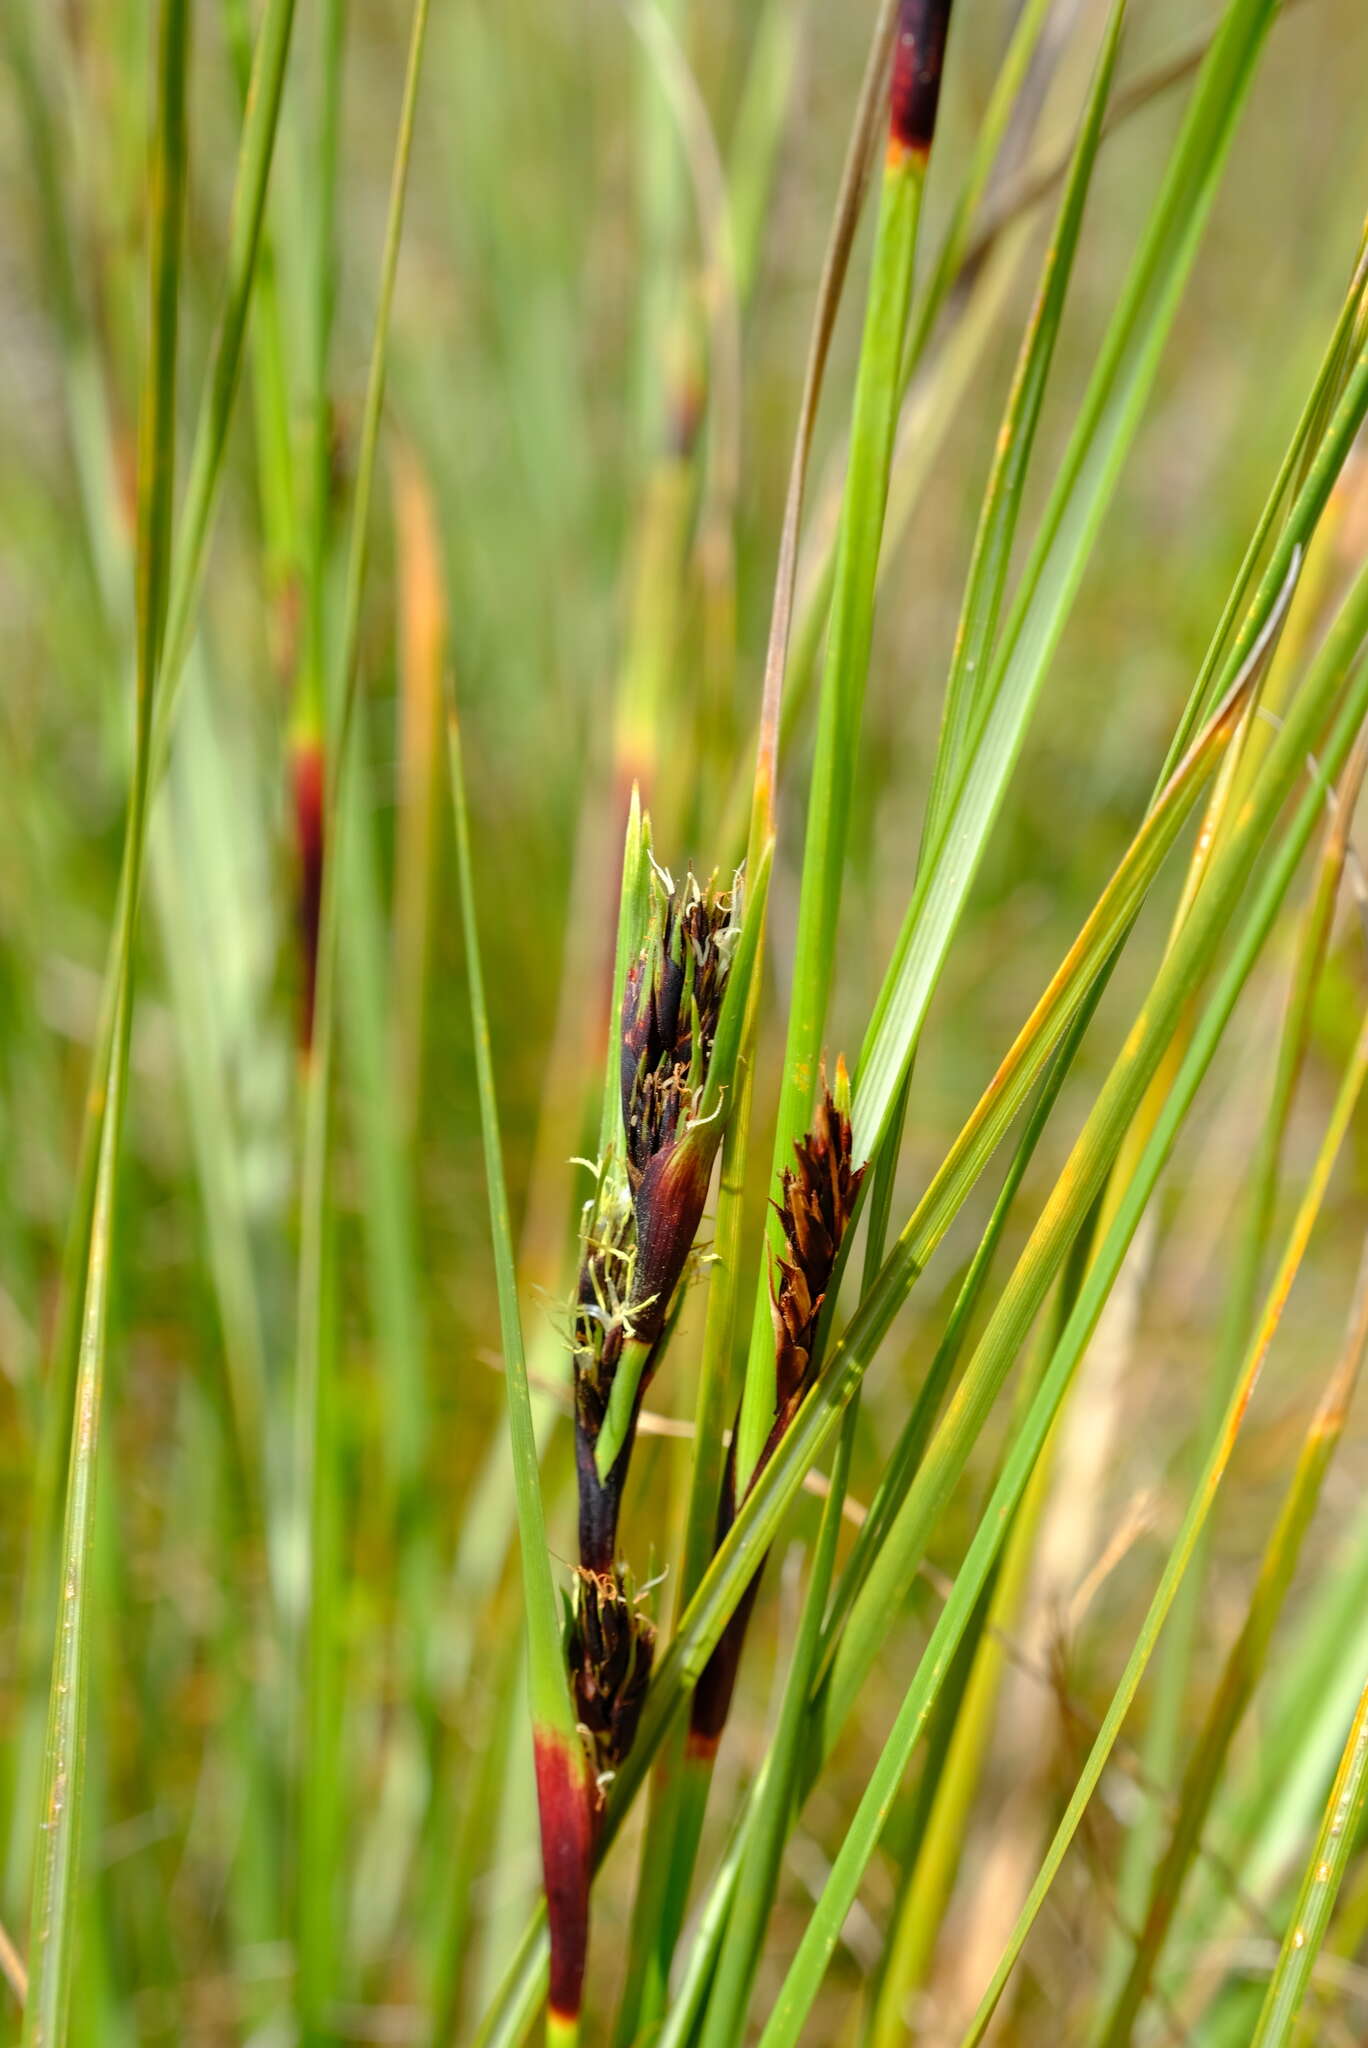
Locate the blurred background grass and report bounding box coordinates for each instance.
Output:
[4,1,1368,2041]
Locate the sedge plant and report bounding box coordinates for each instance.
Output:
[7,4,1368,2047]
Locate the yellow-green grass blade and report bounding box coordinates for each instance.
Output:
[959,1000,1368,2045]
[1095,223,1368,2010]
[1156,1498,1368,2031]
[696,1388,858,2048]
[21,4,191,2041]
[1248,1677,1368,2047]
[1098,1229,1368,2048]
[852,0,1282,1166]
[774,5,1244,784]
[920,0,1127,861]
[1092,732,1368,2048]
[1160,223,1368,789]
[734,0,953,1491]
[695,1016,926,2046]
[819,992,1095,1661]
[819,531,1368,1759]
[820,312,1368,1717]
[448,693,593,2046]
[865,1255,1089,2048]
[753,594,1368,2048]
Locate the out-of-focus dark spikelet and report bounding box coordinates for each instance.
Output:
[291,737,326,1052]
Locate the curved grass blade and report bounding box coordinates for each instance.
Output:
[919,0,1127,860]
[1092,229,1368,2007]
[1249,1681,1368,2046]
[695,1392,858,2048]
[20,6,190,2041]
[752,582,1368,2048]
[958,1001,1368,2046]
[1099,1228,1368,2047]
[852,0,1282,1165]
[1093,733,1368,2048]
[448,697,594,2048]
[733,0,956,1490]
[769,3,1251,796]
[820,529,1368,1746]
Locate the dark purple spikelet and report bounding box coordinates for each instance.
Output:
[620,873,734,1180]
[569,862,737,1711]
[566,1567,657,1789]
[690,1067,865,1753]
[889,0,954,161]
[768,1066,867,1444]
[571,862,739,1544]
[617,868,738,1337]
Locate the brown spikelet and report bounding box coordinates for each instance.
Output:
[769,1066,867,1436]
[690,1066,866,1752]
[566,1568,657,1793]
